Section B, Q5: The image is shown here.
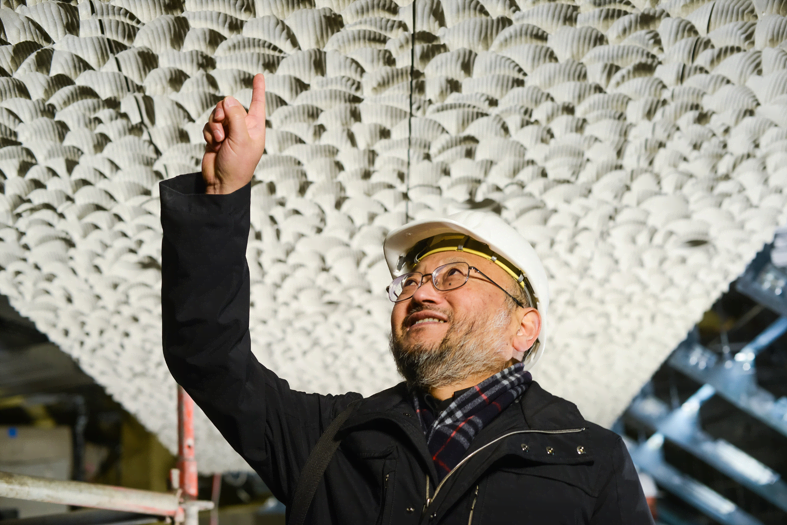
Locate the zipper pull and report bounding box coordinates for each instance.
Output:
[424,474,431,509]
[468,485,480,525]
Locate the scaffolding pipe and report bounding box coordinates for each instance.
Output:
[0,471,180,517]
[178,386,198,501]
[0,388,213,525]
[0,509,161,525]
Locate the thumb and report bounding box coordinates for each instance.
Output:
[222,97,250,144]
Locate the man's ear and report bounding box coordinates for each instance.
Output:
[511,308,541,362]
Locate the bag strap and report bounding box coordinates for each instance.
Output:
[287,398,362,525]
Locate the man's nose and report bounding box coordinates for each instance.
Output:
[410,274,441,304]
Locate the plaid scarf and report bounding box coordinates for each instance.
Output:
[412,362,532,481]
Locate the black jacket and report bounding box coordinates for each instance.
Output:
[160,173,655,525]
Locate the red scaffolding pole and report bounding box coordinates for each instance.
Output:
[177,386,199,502]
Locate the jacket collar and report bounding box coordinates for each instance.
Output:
[342,380,588,434]
[339,379,589,482]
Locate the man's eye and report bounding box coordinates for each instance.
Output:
[402,278,419,288]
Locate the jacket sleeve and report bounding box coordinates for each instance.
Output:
[590,436,655,525]
[160,172,360,504]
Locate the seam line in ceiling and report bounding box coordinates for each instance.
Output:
[405,0,416,223]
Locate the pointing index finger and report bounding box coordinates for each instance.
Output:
[248,74,266,120]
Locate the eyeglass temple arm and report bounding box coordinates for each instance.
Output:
[471,268,526,309]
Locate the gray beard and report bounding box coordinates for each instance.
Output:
[390,308,512,390]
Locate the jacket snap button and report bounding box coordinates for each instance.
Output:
[546,446,554,455]
[403,412,411,417]
[521,443,528,451]
[406,507,414,513]
[577,446,586,455]
[430,513,437,519]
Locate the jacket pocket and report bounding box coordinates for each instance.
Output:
[479,462,596,524]
[497,459,598,498]
[336,436,398,525]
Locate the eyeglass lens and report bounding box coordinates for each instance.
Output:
[389,262,470,302]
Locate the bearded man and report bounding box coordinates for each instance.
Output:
[161,75,654,524]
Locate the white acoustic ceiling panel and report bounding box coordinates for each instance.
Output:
[1,0,787,472]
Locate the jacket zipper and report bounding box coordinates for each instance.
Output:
[467,485,479,525]
[424,427,585,511]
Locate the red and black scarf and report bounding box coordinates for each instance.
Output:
[412,362,532,481]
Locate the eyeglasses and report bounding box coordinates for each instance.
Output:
[386,262,526,308]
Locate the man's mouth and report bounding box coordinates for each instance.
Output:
[411,318,446,326]
[406,311,450,330]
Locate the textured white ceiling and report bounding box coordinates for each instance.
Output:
[1,0,787,472]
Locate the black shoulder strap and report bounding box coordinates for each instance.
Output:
[287,398,362,525]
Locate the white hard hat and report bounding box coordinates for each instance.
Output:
[383,210,551,371]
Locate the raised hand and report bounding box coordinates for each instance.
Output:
[202,74,266,195]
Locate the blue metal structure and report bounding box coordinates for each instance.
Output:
[668,320,787,441]
[620,241,787,525]
[627,433,764,525]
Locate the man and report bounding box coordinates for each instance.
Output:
[160,74,654,524]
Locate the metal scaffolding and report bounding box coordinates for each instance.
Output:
[618,237,787,525]
[0,387,213,524]
[624,319,787,525]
